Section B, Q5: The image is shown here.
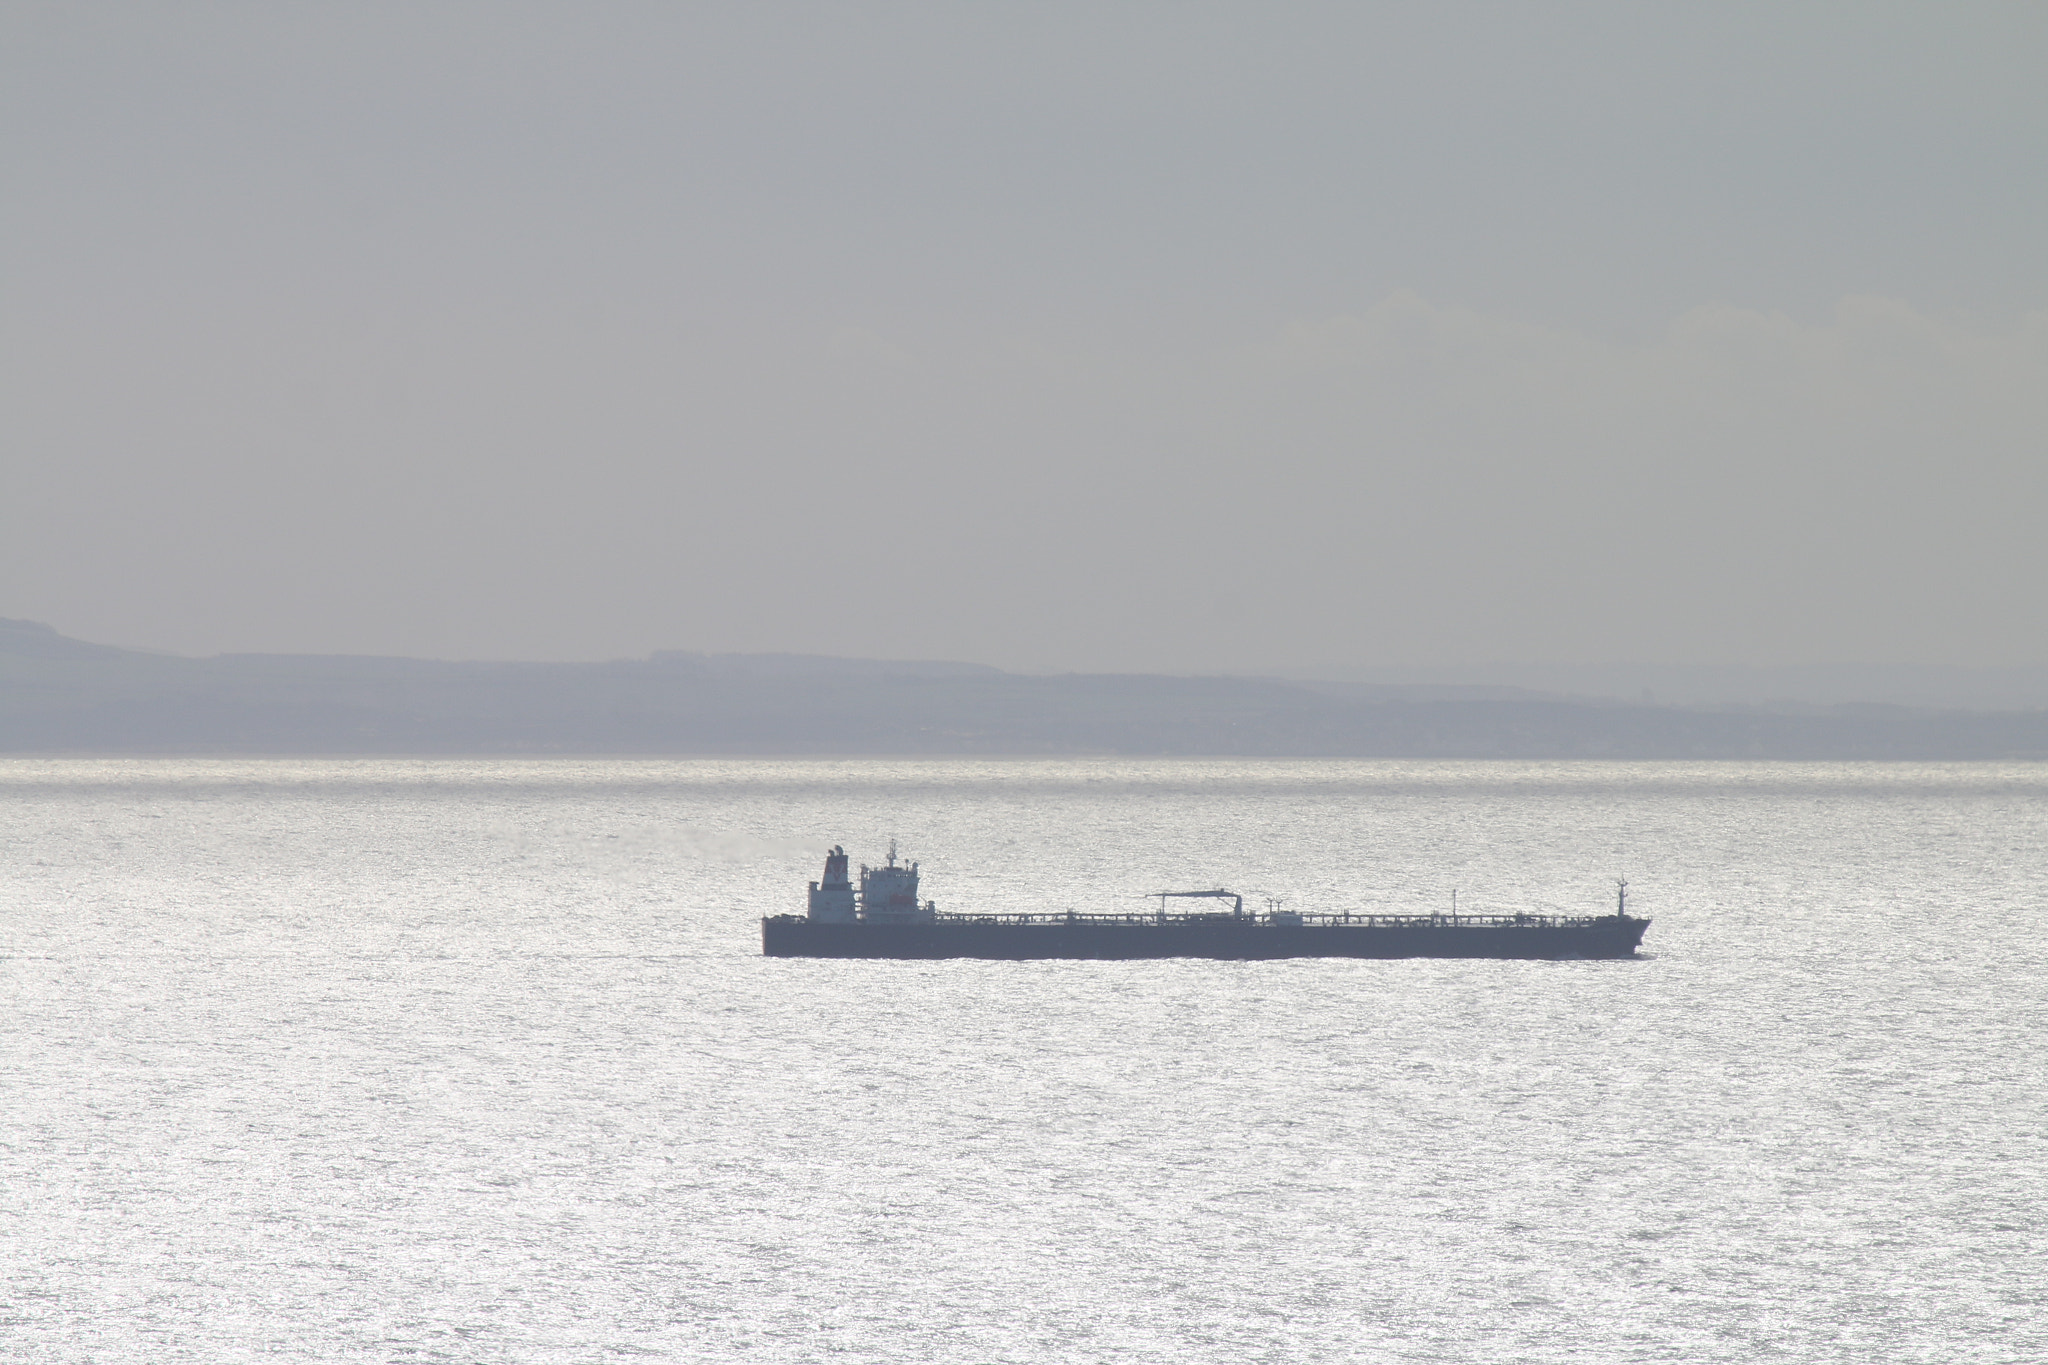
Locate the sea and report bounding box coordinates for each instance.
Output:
[1,758,2042,1364]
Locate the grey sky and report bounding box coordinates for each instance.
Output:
[4,2,2045,672]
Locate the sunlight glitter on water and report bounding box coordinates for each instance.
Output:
[2,759,2043,1363]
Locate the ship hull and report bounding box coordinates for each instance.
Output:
[760,916,1650,961]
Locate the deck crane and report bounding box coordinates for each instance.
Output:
[1152,888,1244,922]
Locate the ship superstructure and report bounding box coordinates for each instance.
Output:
[767,845,1651,961]
[806,841,936,924]
[858,841,931,923]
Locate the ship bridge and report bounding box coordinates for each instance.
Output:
[859,840,933,923]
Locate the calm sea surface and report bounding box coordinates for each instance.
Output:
[2,758,2043,1364]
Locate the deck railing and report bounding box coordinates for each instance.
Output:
[918,910,1622,930]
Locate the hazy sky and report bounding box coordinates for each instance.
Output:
[5,2,2045,672]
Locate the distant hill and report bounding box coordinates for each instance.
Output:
[0,617,139,661]
[3,618,2045,758]
[1284,661,2048,712]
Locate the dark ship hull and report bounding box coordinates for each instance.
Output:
[761,913,1650,961]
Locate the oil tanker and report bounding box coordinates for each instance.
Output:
[761,844,1650,961]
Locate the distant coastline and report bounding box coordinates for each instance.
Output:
[5,619,2045,760]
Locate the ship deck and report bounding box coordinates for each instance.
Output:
[924,910,1621,930]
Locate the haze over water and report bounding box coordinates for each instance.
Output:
[2,758,2041,1362]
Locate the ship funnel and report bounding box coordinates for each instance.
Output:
[807,844,857,922]
[822,845,851,887]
